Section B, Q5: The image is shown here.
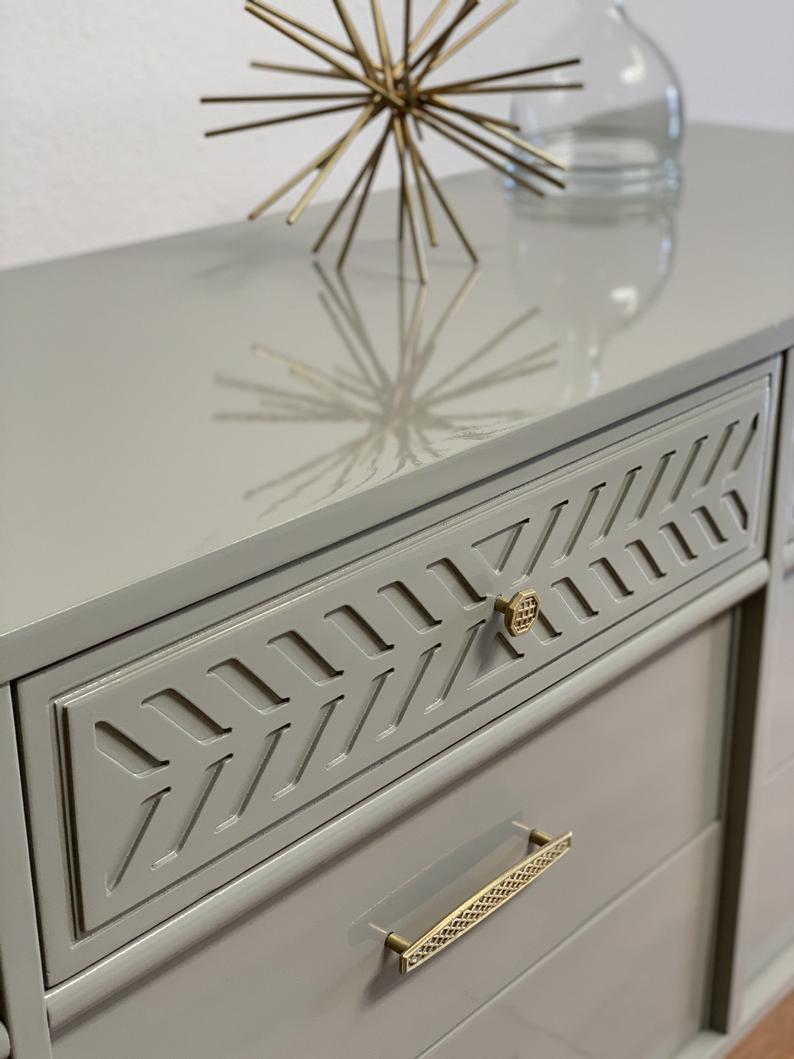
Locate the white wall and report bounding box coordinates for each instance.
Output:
[1,0,792,268]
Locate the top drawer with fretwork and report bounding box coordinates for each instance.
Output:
[20,366,776,983]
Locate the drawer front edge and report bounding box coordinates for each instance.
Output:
[22,367,776,981]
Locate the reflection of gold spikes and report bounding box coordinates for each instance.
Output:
[417,267,480,364]
[433,344,558,402]
[427,57,582,93]
[401,283,427,380]
[206,101,368,139]
[323,265,392,389]
[254,345,364,410]
[205,0,582,279]
[316,305,384,404]
[416,111,545,198]
[245,444,363,510]
[397,272,409,356]
[216,374,340,410]
[316,288,383,395]
[421,107,566,189]
[425,0,518,74]
[316,262,384,377]
[422,309,542,398]
[221,269,562,516]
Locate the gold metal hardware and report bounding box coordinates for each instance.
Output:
[494,589,540,637]
[202,2,583,281]
[384,828,572,974]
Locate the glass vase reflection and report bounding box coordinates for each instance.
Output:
[509,192,677,395]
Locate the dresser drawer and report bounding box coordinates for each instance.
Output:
[744,753,794,983]
[420,826,721,1059]
[21,370,772,982]
[785,382,794,546]
[50,618,730,1057]
[762,572,794,776]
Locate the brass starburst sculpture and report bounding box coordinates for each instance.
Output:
[202,0,582,282]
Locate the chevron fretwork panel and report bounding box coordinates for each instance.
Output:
[59,378,770,934]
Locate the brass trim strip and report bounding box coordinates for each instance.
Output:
[385,828,572,974]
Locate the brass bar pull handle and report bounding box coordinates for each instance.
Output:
[384,828,572,975]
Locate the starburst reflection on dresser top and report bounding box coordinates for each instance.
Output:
[201,0,582,282]
[214,266,560,518]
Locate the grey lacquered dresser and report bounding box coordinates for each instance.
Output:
[1,125,793,1059]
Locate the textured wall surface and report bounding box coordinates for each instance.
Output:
[1,0,793,268]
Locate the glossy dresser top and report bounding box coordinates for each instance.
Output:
[1,124,793,679]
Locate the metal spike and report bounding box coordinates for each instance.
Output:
[206,0,584,276]
[205,100,371,139]
[425,0,519,75]
[426,58,582,93]
[314,122,392,252]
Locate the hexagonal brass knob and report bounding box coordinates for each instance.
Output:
[494,589,540,637]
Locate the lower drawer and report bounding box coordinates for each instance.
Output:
[420,826,721,1059]
[744,754,794,982]
[51,618,730,1059]
[761,572,794,775]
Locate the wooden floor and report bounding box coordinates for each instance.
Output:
[727,990,794,1058]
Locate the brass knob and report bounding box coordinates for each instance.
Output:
[494,589,540,637]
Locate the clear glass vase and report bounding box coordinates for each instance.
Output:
[511,0,684,198]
